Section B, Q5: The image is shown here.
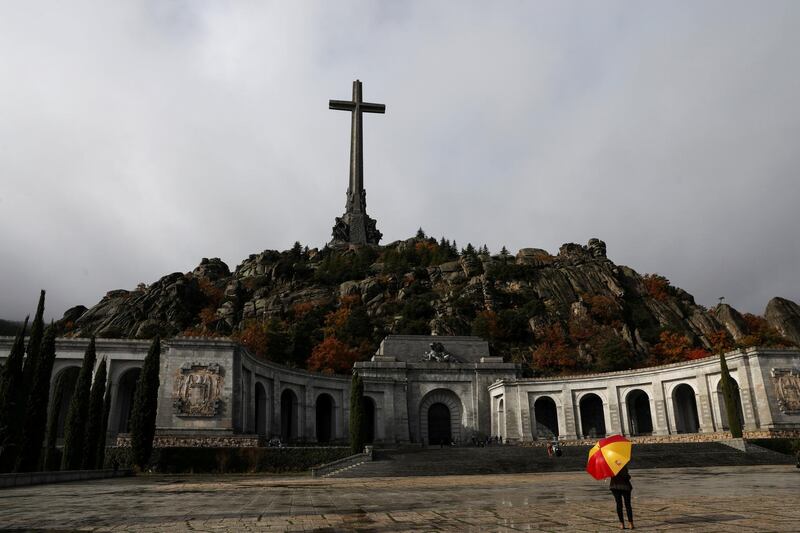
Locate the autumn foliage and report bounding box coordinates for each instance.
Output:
[650,330,709,365]
[307,337,367,374]
[642,274,671,301]
[531,324,579,374]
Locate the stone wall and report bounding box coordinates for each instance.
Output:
[116,433,261,448]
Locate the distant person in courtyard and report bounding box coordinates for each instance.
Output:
[609,465,634,529]
[546,442,554,458]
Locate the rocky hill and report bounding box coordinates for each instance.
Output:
[59,236,799,375]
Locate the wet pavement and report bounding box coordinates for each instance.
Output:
[0,465,798,531]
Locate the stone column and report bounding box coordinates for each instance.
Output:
[734,355,760,430]
[272,375,281,438]
[650,379,671,435]
[561,387,578,439]
[515,387,530,442]
[303,384,314,442]
[695,375,714,433]
[605,384,622,435]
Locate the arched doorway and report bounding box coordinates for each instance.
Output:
[717,378,744,430]
[280,389,298,442]
[419,389,463,445]
[673,384,700,433]
[579,393,606,438]
[52,367,80,439]
[533,396,559,439]
[254,382,266,437]
[428,403,451,446]
[363,396,376,444]
[116,368,141,434]
[626,389,653,436]
[315,393,334,443]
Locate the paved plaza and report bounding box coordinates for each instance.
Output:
[1,465,798,531]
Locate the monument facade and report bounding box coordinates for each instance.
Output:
[1,336,799,447]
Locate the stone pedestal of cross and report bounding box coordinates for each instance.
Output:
[329,80,384,245]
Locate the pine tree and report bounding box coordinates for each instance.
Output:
[0,317,29,472]
[349,372,366,454]
[43,371,69,471]
[95,384,112,469]
[15,324,57,472]
[719,351,743,438]
[416,227,426,239]
[129,336,161,469]
[61,338,96,470]
[82,358,107,469]
[20,291,45,405]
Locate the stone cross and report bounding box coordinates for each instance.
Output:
[329,80,384,244]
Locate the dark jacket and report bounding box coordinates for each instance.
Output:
[609,466,632,491]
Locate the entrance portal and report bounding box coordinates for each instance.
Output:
[627,389,653,436]
[533,396,559,438]
[281,389,298,442]
[363,396,376,443]
[315,394,334,443]
[579,393,606,438]
[673,384,700,433]
[428,403,451,446]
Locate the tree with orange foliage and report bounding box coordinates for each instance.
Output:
[739,314,794,348]
[650,330,709,364]
[307,337,366,374]
[642,274,671,302]
[531,324,579,374]
[234,318,289,362]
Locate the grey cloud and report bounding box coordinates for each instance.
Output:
[1,1,798,321]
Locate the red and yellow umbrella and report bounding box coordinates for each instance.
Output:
[586,434,631,480]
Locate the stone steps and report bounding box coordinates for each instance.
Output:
[330,442,794,478]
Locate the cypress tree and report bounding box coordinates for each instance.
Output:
[15,324,57,472]
[719,351,743,438]
[95,384,112,469]
[349,372,366,454]
[43,371,69,471]
[129,336,161,469]
[82,358,107,469]
[20,291,45,397]
[61,338,97,470]
[0,317,29,472]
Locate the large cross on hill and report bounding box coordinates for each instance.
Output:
[329,80,384,245]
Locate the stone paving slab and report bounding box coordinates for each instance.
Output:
[0,465,798,531]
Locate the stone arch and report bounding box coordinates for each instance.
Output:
[716,377,744,430]
[579,393,606,438]
[363,395,376,444]
[280,388,299,442]
[533,396,559,439]
[51,366,80,439]
[419,389,463,445]
[254,382,267,437]
[673,383,700,433]
[315,393,335,443]
[626,389,653,436]
[116,368,141,434]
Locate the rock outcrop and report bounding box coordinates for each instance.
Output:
[765,297,800,346]
[58,236,797,374]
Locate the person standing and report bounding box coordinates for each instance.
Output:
[609,465,634,529]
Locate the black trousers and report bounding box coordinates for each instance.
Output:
[611,489,633,522]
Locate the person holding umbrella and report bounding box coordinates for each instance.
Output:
[609,465,634,529]
[586,434,635,529]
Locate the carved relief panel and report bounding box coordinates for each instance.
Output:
[173,362,224,417]
[771,368,800,414]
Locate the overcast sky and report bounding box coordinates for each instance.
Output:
[1,1,799,322]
